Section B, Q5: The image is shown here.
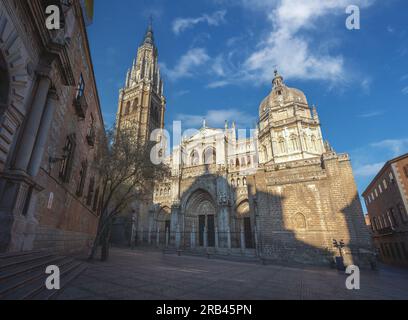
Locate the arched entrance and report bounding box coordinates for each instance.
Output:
[185,189,217,248]
[156,206,171,245]
[235,200,254,249]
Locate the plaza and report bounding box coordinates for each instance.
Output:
[56,248,408,300]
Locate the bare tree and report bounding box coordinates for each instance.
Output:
[88,124,169,261]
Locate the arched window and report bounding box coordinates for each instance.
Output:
[123,101,130,115]
[236,158,240,167]
[247,156,251,166]
[302,134,308,149]
[203,147,216,165]
[311,135,317,151]
[293,213,307,230]
[290,135,299,151]
[278,137,286,154]
[237,178,241,186]
[243,177,247,186]
[133,98,139,112]
[190,150,199,166]
[0,52,9,109]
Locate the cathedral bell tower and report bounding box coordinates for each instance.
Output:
[116,21,166,144]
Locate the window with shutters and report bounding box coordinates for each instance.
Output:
[59,134,76,183]
[76,160,88,197]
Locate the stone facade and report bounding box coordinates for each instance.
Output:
[363,153,408,267]
[114,26,374,268]
[0,0,104,254]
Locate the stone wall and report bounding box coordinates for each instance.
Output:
[254,154,373,267]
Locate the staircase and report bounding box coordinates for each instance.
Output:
[163,247,260,263]
[0,250,87,300]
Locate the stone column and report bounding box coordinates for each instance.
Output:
[165,227,169,247]
[191,223,196,249]
[156,226,160,247]
[215,227,219,249]
[147,222,152,245]
[170,203,180,246]
[175,224,181,249]
[240,225,246,252]
[254,225,259,250]
[14,76,51,173]
[27,89,58,177]
[227,226,231,249]
[139,226,144,244]
[218,205,230,248]
[204,226,208,248]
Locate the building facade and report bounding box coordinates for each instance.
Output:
[363,154,408,267]
[0,0,104,254]
[114,26,373,268]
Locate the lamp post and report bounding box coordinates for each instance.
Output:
[333,239,346,271]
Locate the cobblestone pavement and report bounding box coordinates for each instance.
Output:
[57,248,408,300]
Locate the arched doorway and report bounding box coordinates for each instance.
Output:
[157,206,171,245]
[0,51,10,114]
[236,200,254,249]
[185,189,217,248]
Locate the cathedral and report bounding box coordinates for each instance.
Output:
[114,23,374,268]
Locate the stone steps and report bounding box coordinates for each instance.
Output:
[0,251,87,300]
[163,248,260,263]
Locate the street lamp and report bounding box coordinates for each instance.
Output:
[333,239,346,271]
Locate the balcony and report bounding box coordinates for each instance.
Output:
[73,95,88,119]
[376,226,394,236]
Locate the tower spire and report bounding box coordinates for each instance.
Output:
[142,16,155,46]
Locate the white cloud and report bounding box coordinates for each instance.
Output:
[207,80,231,89]
[370,138,408,157]
[240,0,375,83]
[174,90,190,97]
[161,48,210,81]
[172,10,227,35]
[361,78,372,94]
[211,55,227,77]
[176,108,256,129]
[354,162,384,177]
[350,137,408,184]
[206,0,375,86]
[402,86,408,95]
[357,110,384,118]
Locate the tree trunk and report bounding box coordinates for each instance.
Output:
[101,222,112,262]
[88,214,107,261]
[88,231,101,261]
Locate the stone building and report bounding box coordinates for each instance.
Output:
[115,25,373,268]
[363,153,408,267]
[0,0,104,254]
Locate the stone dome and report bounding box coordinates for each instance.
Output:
[259,72,308,116]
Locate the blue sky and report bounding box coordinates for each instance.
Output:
[87,0,408,210]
